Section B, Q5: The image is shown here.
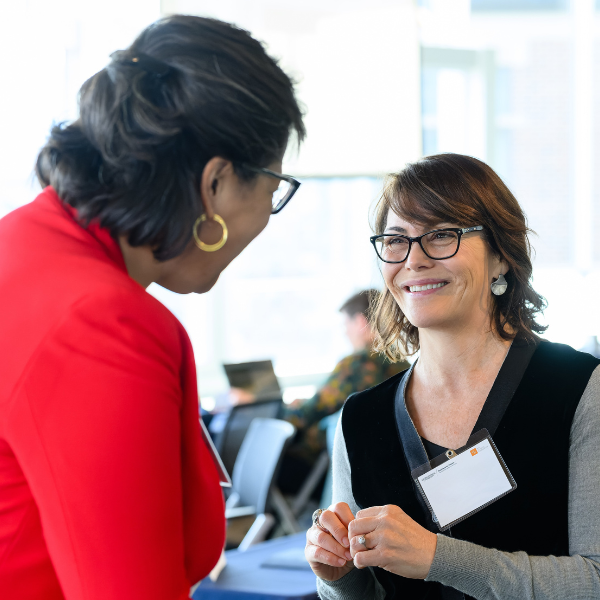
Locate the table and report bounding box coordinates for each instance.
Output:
[193,532,318,600]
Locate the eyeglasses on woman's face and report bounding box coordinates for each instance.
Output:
[241,165,301,214]
[370,226,484,264]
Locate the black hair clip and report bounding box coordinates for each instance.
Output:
[130,52,172,78]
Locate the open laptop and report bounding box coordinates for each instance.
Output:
[223,359,282,401]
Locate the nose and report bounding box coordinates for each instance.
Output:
[404,240,435,271]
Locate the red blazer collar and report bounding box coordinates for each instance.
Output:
[43,186,128,274]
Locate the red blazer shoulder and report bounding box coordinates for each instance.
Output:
[0,187,186,400]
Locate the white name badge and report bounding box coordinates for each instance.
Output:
[411,429,516,531]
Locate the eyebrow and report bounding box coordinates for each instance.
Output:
[383,223,454,235]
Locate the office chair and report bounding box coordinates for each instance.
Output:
[225,418,295,551]
[215,398,283,477]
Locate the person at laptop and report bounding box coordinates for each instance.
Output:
[279,290,409,493]
[306,154,600,600]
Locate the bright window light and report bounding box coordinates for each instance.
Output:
[283,386,317,404]
[200,396,217,412]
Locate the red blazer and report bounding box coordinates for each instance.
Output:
[0,187,225,599]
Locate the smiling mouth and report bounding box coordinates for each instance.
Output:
[405,282,449,293]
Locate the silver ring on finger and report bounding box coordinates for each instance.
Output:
[358,534,369,549]
[312,508,330,534]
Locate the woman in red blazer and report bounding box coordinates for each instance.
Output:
[0,15,304,600]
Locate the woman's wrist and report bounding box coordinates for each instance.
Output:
[425,534,482,585]
[420,530,439,579]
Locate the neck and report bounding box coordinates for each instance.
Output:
[118,236,160,289]
[416,321,511,389]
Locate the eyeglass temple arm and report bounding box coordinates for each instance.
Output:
[461,226,484,234]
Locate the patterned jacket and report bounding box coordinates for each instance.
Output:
[283,350,410,462]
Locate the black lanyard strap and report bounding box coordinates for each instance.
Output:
[472,338,538,437]
[394,362,429,470]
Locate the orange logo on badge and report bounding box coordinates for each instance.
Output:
[470,448,478,456]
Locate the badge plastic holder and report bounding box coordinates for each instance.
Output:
[411,428,516,531]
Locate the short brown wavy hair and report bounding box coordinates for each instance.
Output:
[371,153,547,361]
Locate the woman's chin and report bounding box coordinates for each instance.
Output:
[157,272,220,295]
[403,312,449,331]
[192,272,221,294]
[192,278,219,294]
[401,300,464,332]
[408,320,438,332]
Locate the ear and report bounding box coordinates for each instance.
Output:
[490,249,510,279]
[199,157,234,218]
[498,261,510,278]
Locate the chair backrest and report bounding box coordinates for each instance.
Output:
[231,418,295,514]
[217,399,283,476]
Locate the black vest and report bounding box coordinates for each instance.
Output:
[342,340,599,600]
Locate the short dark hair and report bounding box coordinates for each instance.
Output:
[340,289,380,318]
[372,153,547,360]
[36,15,305,260]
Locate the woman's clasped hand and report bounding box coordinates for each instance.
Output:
[305,503,355,581]
[306,502,438,581]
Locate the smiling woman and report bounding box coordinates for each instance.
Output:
[307,153,600,600]
[371,153,547,360]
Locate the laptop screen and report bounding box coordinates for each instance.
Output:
[223,360,281,401]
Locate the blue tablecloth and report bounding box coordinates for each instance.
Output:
[193,532,318,600]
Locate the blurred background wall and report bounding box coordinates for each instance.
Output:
[2,0,600,406]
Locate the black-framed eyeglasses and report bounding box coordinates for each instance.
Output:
[242,165,301,214]
[370,226,484,264]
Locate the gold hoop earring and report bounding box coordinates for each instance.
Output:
[193,214,228,252]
